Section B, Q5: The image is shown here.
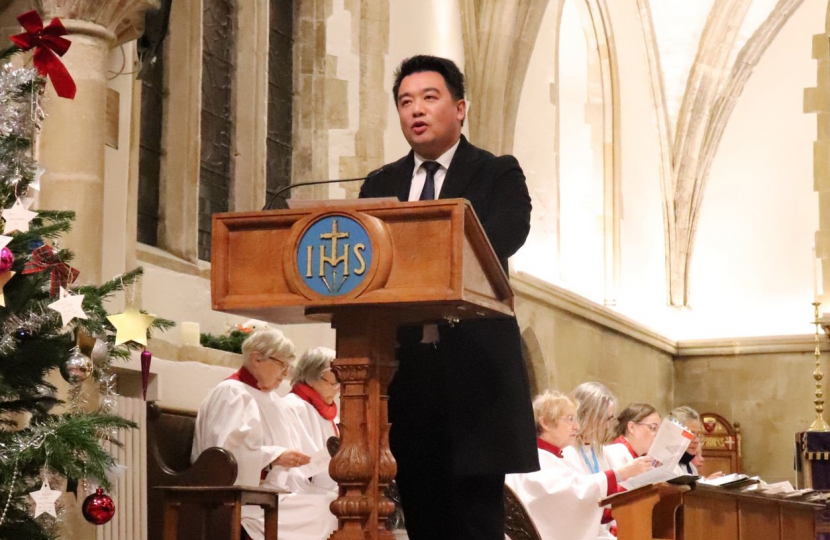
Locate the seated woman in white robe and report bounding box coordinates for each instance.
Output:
[192,328,338,540]
[506,390,652,540]
[668,406,705,477]
[283,346,339,491]
[604,403,661,470]
[563,382,652,538]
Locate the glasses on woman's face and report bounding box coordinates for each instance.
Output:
[636,422,659,433]
[560,415,576,424]
[267,355,291,374]
[320,374,340,388]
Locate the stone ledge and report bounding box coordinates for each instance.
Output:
[137,243,210,279]
[675,335,830,357]
[146,337,242,368]
[512,272,830,358]
[512,272,677,355]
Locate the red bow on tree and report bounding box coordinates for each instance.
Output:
[9,10,76,99]
[22,245,80,296]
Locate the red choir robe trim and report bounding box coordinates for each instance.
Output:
[537,437,564,458]
[612,435,639,459]
[291,382,339,436]
[227,366,260,389]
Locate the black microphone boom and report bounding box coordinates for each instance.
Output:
[262,167,384,210]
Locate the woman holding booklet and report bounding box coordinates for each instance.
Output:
[507,389,652,540]
[604,403,661,468]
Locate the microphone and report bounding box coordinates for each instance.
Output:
[262,167,386,210]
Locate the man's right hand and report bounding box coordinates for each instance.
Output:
[273,450,311,468]
[616,456,654,481]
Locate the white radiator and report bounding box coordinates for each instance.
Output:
[97,394,147,540]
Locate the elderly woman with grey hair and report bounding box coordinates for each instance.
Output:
[669,406,709,476]
[191,328,337,540]
[285,347,339,443]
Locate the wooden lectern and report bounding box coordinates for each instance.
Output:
[211,199,515,539]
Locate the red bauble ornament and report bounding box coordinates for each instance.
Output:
[82,488,115,525]
[0,247,13,273]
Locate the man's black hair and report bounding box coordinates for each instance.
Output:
[392,55,466,104]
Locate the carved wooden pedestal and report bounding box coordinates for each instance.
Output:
[329,315,397,540]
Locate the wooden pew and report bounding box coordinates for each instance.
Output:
[147,402,281,540]
[603,482,822,540]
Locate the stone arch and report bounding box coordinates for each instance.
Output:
[557,0,621,306]
[637,0,805,306]
[521,325,549,396]
[509,0,620,305]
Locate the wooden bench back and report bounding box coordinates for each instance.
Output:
[146,402,239,540]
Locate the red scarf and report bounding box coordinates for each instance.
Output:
[537,437,564,458]
[291,382,338,421]
[227,367,260,389]
[612,435,639,459]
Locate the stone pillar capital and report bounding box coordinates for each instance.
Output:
[37,0,160,47]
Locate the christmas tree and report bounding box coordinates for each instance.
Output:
[0,18,172,540]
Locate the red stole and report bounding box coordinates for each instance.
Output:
[537,437,564,458]
[291,382,339,435]
[612,435,639,459]
[227,366,260,389]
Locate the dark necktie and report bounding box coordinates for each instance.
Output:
[419,161,441,200]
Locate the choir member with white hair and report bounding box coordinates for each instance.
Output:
[506,390,652,540]
[191,328,337,540]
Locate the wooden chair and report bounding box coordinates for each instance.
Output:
[504,484,543,540]
[698,412,742,477]
[147,402,281,540]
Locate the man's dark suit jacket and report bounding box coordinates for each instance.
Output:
[359,135,540,476]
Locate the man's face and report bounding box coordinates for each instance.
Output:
[396,70,466,160]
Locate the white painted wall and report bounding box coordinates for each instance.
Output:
[514,0,824,340]
[681,0,822,338]
[385,0,466,163]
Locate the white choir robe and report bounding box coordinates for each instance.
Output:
[192,378,337,540]
[506,448,614,540]
[562,445,617,539]
[604,442,635,470]
[283,392,339,491]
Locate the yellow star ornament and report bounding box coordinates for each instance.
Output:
[107,307,156,346]
[0,270,15,307]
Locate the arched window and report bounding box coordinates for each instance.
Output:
[514,0,619,306]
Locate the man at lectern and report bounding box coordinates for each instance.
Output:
[359,55,539,540]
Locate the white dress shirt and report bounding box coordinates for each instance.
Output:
[408,139,461,343]
[407,138,460,201]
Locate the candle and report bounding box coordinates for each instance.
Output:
[181,322,201,347]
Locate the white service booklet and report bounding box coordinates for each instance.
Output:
[647,418,695,467]
[618,418,695,491]
[296,447,332,479]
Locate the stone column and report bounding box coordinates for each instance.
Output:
[807,6,830,305]
[36,0,158,284]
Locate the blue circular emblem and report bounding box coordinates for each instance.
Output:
[297,215,373,296]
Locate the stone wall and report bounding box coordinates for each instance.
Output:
[674,343,827,482]
[513,273,676,415]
